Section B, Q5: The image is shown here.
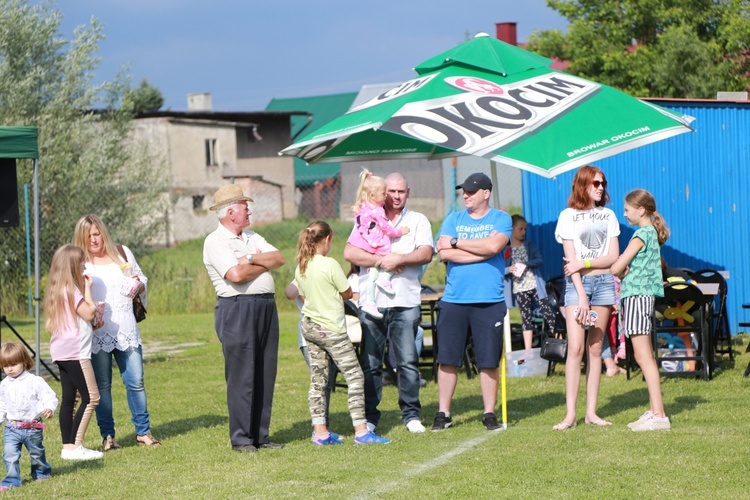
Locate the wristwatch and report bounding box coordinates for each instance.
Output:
[450,237,458,249]
[247,254,254,265]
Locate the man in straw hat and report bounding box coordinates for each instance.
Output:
[203,184,286,452]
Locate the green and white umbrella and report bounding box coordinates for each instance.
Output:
[280,34,695,178]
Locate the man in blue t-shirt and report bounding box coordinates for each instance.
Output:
[432,172,512,433]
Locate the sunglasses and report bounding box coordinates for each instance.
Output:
[592,180,607,189]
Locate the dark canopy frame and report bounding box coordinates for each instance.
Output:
[0,127,42,375]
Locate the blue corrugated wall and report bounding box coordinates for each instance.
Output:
[521,100,750,335]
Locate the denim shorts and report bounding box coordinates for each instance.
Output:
[564,273,616,307]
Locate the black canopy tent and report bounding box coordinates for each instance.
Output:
[0,126,48,377]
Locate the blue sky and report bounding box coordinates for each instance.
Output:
[57,0,568,111]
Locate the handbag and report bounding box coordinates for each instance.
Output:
[116,244,147,323]
[539,332,567,363]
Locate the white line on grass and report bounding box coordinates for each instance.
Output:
[351,433,495,499]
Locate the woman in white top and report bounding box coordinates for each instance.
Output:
[73,214,160,449]
[553,166,620,431]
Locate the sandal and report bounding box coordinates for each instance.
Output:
[102,435,121,451]
[552,421,577,431]
[584,418,613,427]
[136,433,161,446]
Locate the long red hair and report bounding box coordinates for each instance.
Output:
[567,165,609,209]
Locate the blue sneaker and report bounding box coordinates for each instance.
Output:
[312,433,344,446]
[354,431,391,445]
[311,431,343,442]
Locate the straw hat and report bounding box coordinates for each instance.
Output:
[209,184,254,211]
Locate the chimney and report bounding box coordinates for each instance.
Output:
[496,22,517,46]
[187,93,213,111]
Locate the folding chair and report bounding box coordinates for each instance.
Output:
[691,269,732,360]
[653,282,712,380]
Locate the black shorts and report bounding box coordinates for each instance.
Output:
[436,301,507,368]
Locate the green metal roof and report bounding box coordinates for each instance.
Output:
[267,92,357,186]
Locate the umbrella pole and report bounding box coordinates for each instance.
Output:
[490,161,501,209]
[500,309,511,430]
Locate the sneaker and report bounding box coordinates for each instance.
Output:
[419,377,427,387]
[311,431,343,443]
[312,433,344,446]
[354,431,391,445]
[361,303,383,319]
[631,415,671,432]
[61,445,103,461]
[627,411,654,429]
[375,278,395,295]
[482,412,504,432]
[102,435,121,451]
[0,486,9,491]
[431,412,453,431]
[365,422,377,432]
[405,419,426,433]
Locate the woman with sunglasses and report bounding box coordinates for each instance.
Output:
[552,165,620,430]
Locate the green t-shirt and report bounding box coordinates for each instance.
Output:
[621,225,664,299]
[295,255,350,334]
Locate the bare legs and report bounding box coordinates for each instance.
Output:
[438,364,498,415]
[554,305,612,430]
[523,330,533,350]
[631,335,665,418]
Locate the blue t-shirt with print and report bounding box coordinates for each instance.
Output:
[439,208,512,304]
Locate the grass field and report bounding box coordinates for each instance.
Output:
[3,312,750,498]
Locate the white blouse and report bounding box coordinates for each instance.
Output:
[86,245,148,354]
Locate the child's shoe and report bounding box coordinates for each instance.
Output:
[361,303,383,319]
[375,278,395,295]
[631,415,671,432]
[627,410,654,429]
[312,432,344,446]
[61,445,103,461]
[354,431,391,445]
[311,431,342,442]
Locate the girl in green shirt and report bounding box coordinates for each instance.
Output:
[611,189,671,432]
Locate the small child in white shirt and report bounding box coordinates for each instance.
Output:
[0,343,58,490]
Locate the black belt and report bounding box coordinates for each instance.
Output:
[219,293,275,301]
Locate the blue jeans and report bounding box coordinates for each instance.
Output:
[91,346,151,437]
[2,425,51,488]
[358,305,422,426]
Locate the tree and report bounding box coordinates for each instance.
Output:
[0,0,166,313]
[123,78,165,111]
[526,0,750,98]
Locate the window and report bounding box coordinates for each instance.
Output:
[192,195,204,210]
[205,138,218,166]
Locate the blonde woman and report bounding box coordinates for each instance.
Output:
[73,214,159,449]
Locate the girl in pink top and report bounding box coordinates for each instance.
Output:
[347,169,409,319]
[45,244,102,461]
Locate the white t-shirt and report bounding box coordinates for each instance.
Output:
[555,206,620,260]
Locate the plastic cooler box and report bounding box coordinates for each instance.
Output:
[505,348,547,377]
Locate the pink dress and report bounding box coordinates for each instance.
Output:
[347,204,403,255]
